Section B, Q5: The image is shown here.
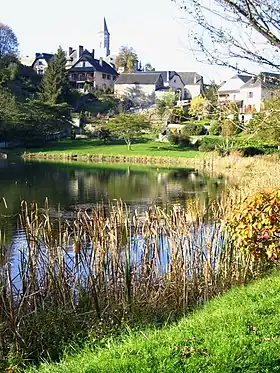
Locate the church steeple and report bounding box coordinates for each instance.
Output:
[104,17,109,35]
[98,17,110,58]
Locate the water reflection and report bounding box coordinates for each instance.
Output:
[0,160,225,242]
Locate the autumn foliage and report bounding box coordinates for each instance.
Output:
[227,189,280,261]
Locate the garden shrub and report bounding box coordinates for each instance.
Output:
[227,189,280,261]
[209,121,221,136]
[198,136,225,152]
[182,123,207,136]
[168,132,190,147]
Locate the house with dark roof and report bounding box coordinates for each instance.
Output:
[177,72,204,98]
[114,71,189,105]
[32,53,54,75]
[114,73,165,105]
[153,71,186,99]
[67,47,118,92]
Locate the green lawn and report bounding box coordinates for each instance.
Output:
[27,270,280,373]
[21,139,202,159]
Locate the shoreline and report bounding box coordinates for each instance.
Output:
[22,151,207,167]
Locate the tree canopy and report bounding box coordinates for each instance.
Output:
[41,47,69,104]
[105,113,150,150]
[0,22,18,57]
[115,46,138,73]
[173,0,280,72]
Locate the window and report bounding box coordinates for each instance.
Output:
[113,76,117,81]
[248,91,253,98]
[102,73,106,79]
[233,94,236,101]
[174,79,176,83]
[82,61,86,67]
[107,74,111,80]
[271,92,275,98]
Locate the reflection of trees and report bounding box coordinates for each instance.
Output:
[0,161,226,240]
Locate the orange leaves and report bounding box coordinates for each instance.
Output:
[227,189,280,261]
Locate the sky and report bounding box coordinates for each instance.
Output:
[1,0,248,83]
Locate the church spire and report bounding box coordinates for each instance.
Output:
[97,17,110,58]
[104,17,109,35]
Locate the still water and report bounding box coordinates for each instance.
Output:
[0,159,225,241]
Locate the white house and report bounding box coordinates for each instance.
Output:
[114,73,164,106]
[219,72,280,122]
[177,72,204,99]
[32,53,54,75]
[154,71,186,99]
[218,74,252,103]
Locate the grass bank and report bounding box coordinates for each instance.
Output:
[21,139,203,164]
[27,270,280,373]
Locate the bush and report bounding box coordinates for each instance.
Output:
[221,118,237,137]
[209,121,221,136]
[198,136,225,152]
[182,123,207,136]
[227,189,280,261]
[198,142,216,152]
[168,132,190,147]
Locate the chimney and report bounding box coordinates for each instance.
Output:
[69,47,73,56]
[79,45,84,57]
[92,49,95,59]
[166,71,170,83]
[99,57,103,67]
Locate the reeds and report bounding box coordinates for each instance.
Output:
[0,194,268,369]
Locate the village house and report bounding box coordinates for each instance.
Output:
[67,47,118,92]
[114,73,164,106]
[114,71,187,105]
[218,74,252,103]
[32,53,54,75]
[218,72,280,122]
[177,72,204,99]
[153,71,186,99]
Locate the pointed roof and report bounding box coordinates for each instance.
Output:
[104,17,109,34]
[69,49,117,75]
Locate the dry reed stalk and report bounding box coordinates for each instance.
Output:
[0,195,268,367]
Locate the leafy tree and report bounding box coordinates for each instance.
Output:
[245,92,280,143]
[173,0,280,72]
[156,91,177,125]
[0,23,18,57]
[0,88,19,139]
[204,82,219,118]
[105,113,150,150]
[41,47,69,104]
[115,46,138,73]
[144,63,155,72]
[189,96,208,119]
[18,100,72,142]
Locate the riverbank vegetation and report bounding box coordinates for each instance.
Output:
[26,270,280,373]
[2,170,280,371]
[0,196,262,371]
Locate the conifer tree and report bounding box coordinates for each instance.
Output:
[41,47,69,104]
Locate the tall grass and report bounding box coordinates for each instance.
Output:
[0,196,267,371]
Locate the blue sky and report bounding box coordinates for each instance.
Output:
[2,0,240,82]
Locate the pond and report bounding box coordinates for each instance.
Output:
[0,159,225,252]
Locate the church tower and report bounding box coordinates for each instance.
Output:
[97,17,110,58]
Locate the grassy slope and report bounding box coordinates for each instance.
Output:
[21,139,202,159]
[28,271,280,373]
